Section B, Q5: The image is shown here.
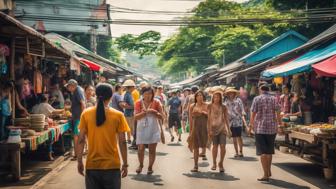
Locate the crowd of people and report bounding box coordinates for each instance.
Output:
[69,78,284,189]
[0,73,288,188]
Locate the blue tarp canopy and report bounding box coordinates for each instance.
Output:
[262,41,336,78]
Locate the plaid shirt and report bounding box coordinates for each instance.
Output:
[251,92,280,134]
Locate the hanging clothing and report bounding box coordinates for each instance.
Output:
[34,70,43,94]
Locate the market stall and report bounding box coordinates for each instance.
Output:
[0,12,76,181]
[279,123,336,179]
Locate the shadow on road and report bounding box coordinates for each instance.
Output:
[263,178,310,189]
[0,168,51,187]
[129,173,164,186]
[228,156,258,162]
[182,171,239,181]
[273,162,336,189]
[167,143,183,147]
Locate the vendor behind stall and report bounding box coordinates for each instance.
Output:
[18,77,38,112]
[50,83,65,109]
[31,94,64,117]
[285,92,303,124]
[31,94,64,161]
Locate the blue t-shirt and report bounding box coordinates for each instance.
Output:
[168,96,181,114]
[123,91,134,117]
[111,93,124,112]
[0,97,11,116]
[71,86,85,120]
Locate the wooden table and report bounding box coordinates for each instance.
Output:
[282,130,336,179]
[0,142,25,181]
[0,122,69,181]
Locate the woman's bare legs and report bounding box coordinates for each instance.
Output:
[136,144,145,173]
[148,143,158,174]
[212,144,218,170]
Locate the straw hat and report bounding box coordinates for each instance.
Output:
[224,87,239,95]
[139,81,148,89]
[210,86,224,94]
[122,79,136,87]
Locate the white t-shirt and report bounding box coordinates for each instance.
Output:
[31,103,55,117]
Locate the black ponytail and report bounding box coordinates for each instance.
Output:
[95,83,113,126]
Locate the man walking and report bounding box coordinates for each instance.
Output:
[168,90,182,142]
[249,83,281,182]
[122,79,136,145]
[65,79,86,160]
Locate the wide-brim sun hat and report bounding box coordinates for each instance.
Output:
[210,86,224,94]
[224,88,239,95]
[122,79,136,87]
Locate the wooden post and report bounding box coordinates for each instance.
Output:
[10,37,16,120]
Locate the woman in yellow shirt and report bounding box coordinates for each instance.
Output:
[77,83,130,189]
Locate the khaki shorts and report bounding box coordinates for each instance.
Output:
[126,117,134,134]
[212,133,226,145]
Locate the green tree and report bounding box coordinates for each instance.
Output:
[115,30,161,58]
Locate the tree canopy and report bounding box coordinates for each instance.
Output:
[156,0,334,78]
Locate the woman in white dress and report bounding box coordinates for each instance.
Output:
[134,87,164,175]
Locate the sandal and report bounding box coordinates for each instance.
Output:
[211,165,216,171]
[219,165,225,173]
[234,154,239,158]
[70,156,77,161]
[136,166,143,174]
[239,151,244,157]
[147,169,154,175]
[202,156,207,161]
[191,166,198,172]
[257,177,269,182]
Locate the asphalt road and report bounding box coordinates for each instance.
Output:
[31,131,336,189]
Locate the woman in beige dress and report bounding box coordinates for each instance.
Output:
[189,90,208,172]
[208,91,231,172]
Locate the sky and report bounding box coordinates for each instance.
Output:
[108,0,249,39]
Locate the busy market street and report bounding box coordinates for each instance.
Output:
[2,0,336,189]
[26,134,336,189]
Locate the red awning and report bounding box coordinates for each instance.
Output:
[79,58,101,71]
[312,55,336,77]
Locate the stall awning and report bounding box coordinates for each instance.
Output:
[0,12,71,59]
[219,62,244,73]
[78,58,101,72]
[312,55,336,77]
[262,41,336,78]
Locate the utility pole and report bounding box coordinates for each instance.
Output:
[90,25,97,53]
[222,50,225,67]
